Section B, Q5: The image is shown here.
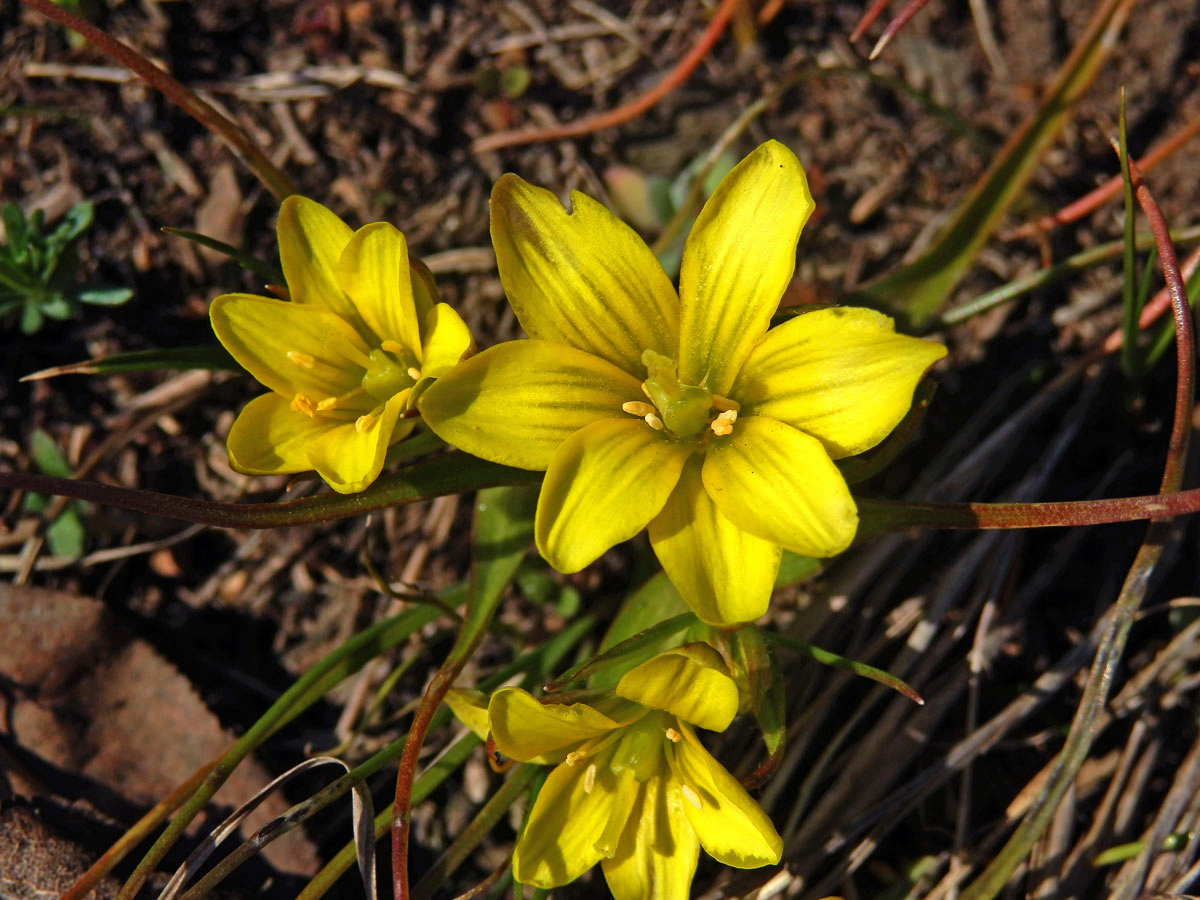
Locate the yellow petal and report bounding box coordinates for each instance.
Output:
[615,644,740,732]
[513,756,622,889]
[409,257,439,327]
[648,458,781,627]
[419,302,474,378]
[444,689,490,741]
[210,293,370,401]
[703,416,857,558]
[489,687,621,761]
[491,174,680,374]
[669,724,782,868]
[677,141,815,395]
[602,773,699,900]
[734,307,947,458]
[537,419,691,573]
[225,392,330,475]
[418,340,640,470]
[336,221,421,354]
[277,196,359,324]
[307,392,410,493]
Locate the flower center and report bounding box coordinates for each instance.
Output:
[621,350,740,439]
[286,339,419,433]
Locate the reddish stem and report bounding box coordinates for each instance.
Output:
[471,0,739,153]
[1101,243,1200,355]
[850,0,893,43]
[1128,156,1194,495]
[866,0,935,59]
[391,668,457,900]
[1010,114,1200,240]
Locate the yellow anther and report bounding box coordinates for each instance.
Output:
[583,763,597,794]
[664,728,681,743]
[290,393,316,417]
[711,393,741,413]
[381,340,405,354]
[645,413,664,431]
[407,367,422,381]
[681,784,703,810]
[316,386,366,412]
[355,413,377,433]
[622,401,656,417]
[641,382,653,400]
[565,751,586,767]
[710,409,737,436]
[286,350,316,369]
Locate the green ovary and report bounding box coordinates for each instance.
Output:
[361,347,414,402]
[641,350,714,439]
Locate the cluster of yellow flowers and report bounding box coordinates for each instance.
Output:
[210,140,945,896]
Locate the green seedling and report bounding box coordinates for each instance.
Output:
[0,201,132,334]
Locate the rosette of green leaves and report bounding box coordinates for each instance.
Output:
[0,201,132,334]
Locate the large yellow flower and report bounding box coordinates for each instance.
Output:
[448,645,781,899]
[211,197,473,493]
[420,141,945,625]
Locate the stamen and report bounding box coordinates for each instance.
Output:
[290,393,316,417]
[380,340,405,355]
[265,283,289,300]
[584,763,597,794]
[286,350,316,369]
[641,382,653,400]
[316,386,366,412]
[681,785,703,810]
[622,401,655,417]
[355,413,377,433]
[407,367,422,381]
[710,409,738,436]
[664,728,681,743]
[645,413,664,431]
[565,750,586,767]
[711,393,741,413]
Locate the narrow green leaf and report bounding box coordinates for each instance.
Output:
[162,227,284,283]
[765,632,924,705]
[854,0,1134,326]
[22,344,241,381]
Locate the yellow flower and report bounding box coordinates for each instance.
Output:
[210,197,473,493]
[449,645,781,899]
[420,141,945,624]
